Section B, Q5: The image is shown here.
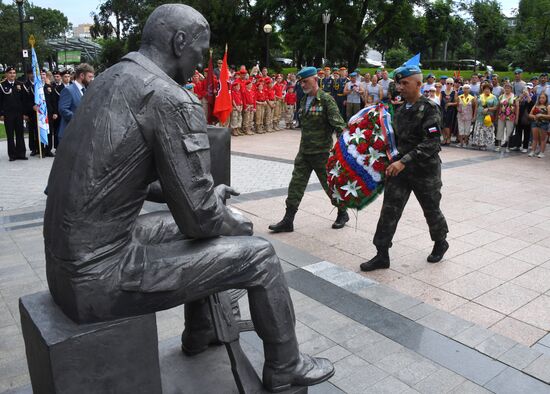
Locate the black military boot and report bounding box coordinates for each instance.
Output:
[427,240,449,263]
[360,248,390,272]
[268,207,297,233]
[332,209,349,229]
[181,299,222,356]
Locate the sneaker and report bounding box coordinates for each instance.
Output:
[538,152,545,158]
[528,151,535,157]
[510,147,520,151]
[521,148,528,153]
[494,146,501,152]
[505,148,510,153]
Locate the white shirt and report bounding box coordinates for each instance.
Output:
[73,80,85,96]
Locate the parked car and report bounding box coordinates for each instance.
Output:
[458,59,493,73]
[274,57,293,66]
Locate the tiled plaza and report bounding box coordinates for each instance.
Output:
[1,131,550,393]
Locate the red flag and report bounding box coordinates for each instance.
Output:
[213,45,232,124]
[206,51,216,124]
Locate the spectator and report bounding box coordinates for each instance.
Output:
[469,74,481,97]
[428,86,439,105]
[511,84,535,152]
[441,77,457,145]
[57,63,94,143]
[495,82,518,152]
[365,74,383,105]
[491,74,503,98]
[528,92,550,158]
[343,72,363,120]
[456,84,476,147]
[512,68,526,97]
[421,73,435,95]
[434,82,443,105]
[472,83,497,150]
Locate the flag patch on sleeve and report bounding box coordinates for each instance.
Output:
[428,126,439,133]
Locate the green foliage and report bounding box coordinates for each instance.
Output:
[456,42,475,59]
[0,123,6,140]
[385,46,412,68]
[0,2,70,70]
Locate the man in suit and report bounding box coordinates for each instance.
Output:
[57,63,94,143]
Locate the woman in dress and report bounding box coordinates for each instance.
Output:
[441,77,457,145]
[472,83,498,150]
[495,82,519,152]
[456,84,476,147]
[528,92,550,158]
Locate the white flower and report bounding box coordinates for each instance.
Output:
[331,186,344,203]
[340,180,360,198]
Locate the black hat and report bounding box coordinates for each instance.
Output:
[40,68,48,73]
[53,70,61,76]
[5,66,16,73]
[61,70,71,76]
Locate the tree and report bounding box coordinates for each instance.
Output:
[0,2,70,69]
[385,46,412,68]
[470,0,510,64]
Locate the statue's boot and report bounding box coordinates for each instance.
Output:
[181,299,222,356]
[360,248,390,272]
[331,209,349,229]
[263,340,334,392]
[268,207,297,233]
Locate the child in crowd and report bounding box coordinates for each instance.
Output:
[230,81,243,136]
[242,79,256,135]
[284,85,297,129]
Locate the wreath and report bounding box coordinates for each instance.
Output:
[327,104,398,210]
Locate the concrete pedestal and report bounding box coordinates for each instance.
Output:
[19,291,162,394]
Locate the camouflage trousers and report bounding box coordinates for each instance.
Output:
[285,151,331,210]
[373,163,448,248]
[265,101,274,132]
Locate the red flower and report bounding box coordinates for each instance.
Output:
[363,129,373,140]
[373,160,386,173]
[372,139,385,151]
[349,124,357,134]
[356,142,368,154]
[336,174,347,185]
[358,117,371,129]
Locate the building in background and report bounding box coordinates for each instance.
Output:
[72,24,92,39]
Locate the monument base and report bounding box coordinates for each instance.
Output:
[159,334,308,394]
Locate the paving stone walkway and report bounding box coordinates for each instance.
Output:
[1,132,550,393]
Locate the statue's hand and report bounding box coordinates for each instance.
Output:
[214,184,240,203]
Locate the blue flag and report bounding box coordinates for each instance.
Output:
[31,47,49,146]
[404,53,421,67]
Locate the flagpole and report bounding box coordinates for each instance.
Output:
[29,35,43,159]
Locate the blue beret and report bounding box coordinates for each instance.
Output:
[349,72,358,77]
[297,66,317,80]
[426,73,435,78]
[514,68,523,74]
[393,65,422,82]
[440,75,448,79]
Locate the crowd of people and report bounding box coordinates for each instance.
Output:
[186,62,550,159]
[420,68,550,158]
[2,59,550,160]
[0,64,95,161]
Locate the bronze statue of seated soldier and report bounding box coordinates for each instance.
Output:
[44,4,334,392]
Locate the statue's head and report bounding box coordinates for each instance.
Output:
[140,4,210,84]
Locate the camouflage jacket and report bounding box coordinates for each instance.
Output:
[394,95,442,167]
[298,89,346,154]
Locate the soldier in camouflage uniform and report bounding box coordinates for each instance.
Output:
[361,65,449,272]
[269,67,349,232]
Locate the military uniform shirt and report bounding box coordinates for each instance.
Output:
[393,95,442,166]
[298,89,346,154]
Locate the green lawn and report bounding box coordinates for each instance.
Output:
[280,67,540,81]
[0,123,5,139]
